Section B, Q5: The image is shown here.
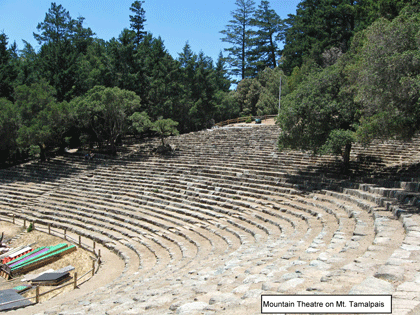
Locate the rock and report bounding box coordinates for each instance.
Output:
[349,277,394,295]
[401,244,420,251]
[374,265,404,282]
[241,289,263,299]
[397,282,420,292]
[317,252,330,261]
[309,260,330,270]
[176,302,209,314]
[386,258,413,266]
[169,303,180,311]
[277,278,305,292]
[353,226,367,236]
[209,293,237,305]
[290,260,307,266]
[280,272,300,281]
[262,282,276,291]
[320,276,330,282]
[243,274,267,284]
[232,285,250,294]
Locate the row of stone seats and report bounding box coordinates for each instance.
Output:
[0,153,106,210]
[17,155,375,294]
[317,183,420,314]
[2,124,420,314]
[8,153,356,296]
[109,127,419,313]
[165,125,420,180]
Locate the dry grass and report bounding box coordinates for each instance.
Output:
[0,221,94,303]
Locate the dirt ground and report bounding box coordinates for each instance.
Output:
[231,118,276,126]
[0,221,94,303]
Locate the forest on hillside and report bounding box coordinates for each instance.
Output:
[0,0,419,168]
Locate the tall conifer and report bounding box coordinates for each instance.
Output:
[129,1,147,45]
[220,0,256,82]
[249,0,284,72]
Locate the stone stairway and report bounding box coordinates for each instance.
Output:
[1,124,420,314]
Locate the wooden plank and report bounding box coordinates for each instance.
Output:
[13,246,77,276]
[11,244,68,271]
[0,289,32,311]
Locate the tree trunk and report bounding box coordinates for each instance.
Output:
[270,34,276,68]
[39,144,46,162]
[342,142,351,174]
[110,138,117,155]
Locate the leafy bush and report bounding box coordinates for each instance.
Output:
[27,222,34,233]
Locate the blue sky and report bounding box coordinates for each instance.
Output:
[1,0,301,64]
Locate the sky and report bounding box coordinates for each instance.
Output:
[0,0,301,64]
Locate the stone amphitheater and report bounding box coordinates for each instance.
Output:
[1,122,420,315]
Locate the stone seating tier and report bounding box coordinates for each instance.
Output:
[1,125,420,314]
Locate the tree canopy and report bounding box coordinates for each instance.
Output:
[1,0,419,169]
[277,3,420,172]
[72,85,141,154]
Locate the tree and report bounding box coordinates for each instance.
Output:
[151,118,179,146]
[17,40,40,86]
[214,51,231,92]
[0,32,18,100]
[281,0,362,74]
[106,29,138,91]
[75,39,109,92]
[34,3,74,44]
[280,0,321,74]
[73,86,141,154]
[139,35,182,122]
[177,43,220,130]
[129,111,152,134]
[277,3,420,173]
[130,0,147,45]
[14,80,72,161]
[277,60,358,172]
[220,0,256,81]
[213,52,234,123]
[350,6,420,144]
[236,78,261,116]
[256,67,287,115]
[372,0,420,20]
[249,0,284,72]
[0,98,19,163]
[33,2,94,101]
[215,90,240,122]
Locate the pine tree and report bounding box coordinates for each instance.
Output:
[220,0,256,81]
[0,32,18,100]
[33,3,94,101]
[129,0,147,45]
[281,0,361,74]
[249,0,284,72]
[33,3,74,44]
[17,40,39,86]
[0,97,19,162]
[106,29,138,91]
[215,51,231,92]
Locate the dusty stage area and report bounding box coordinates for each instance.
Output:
[0,221,94,303]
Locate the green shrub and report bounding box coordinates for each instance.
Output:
[27,222,34,233]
